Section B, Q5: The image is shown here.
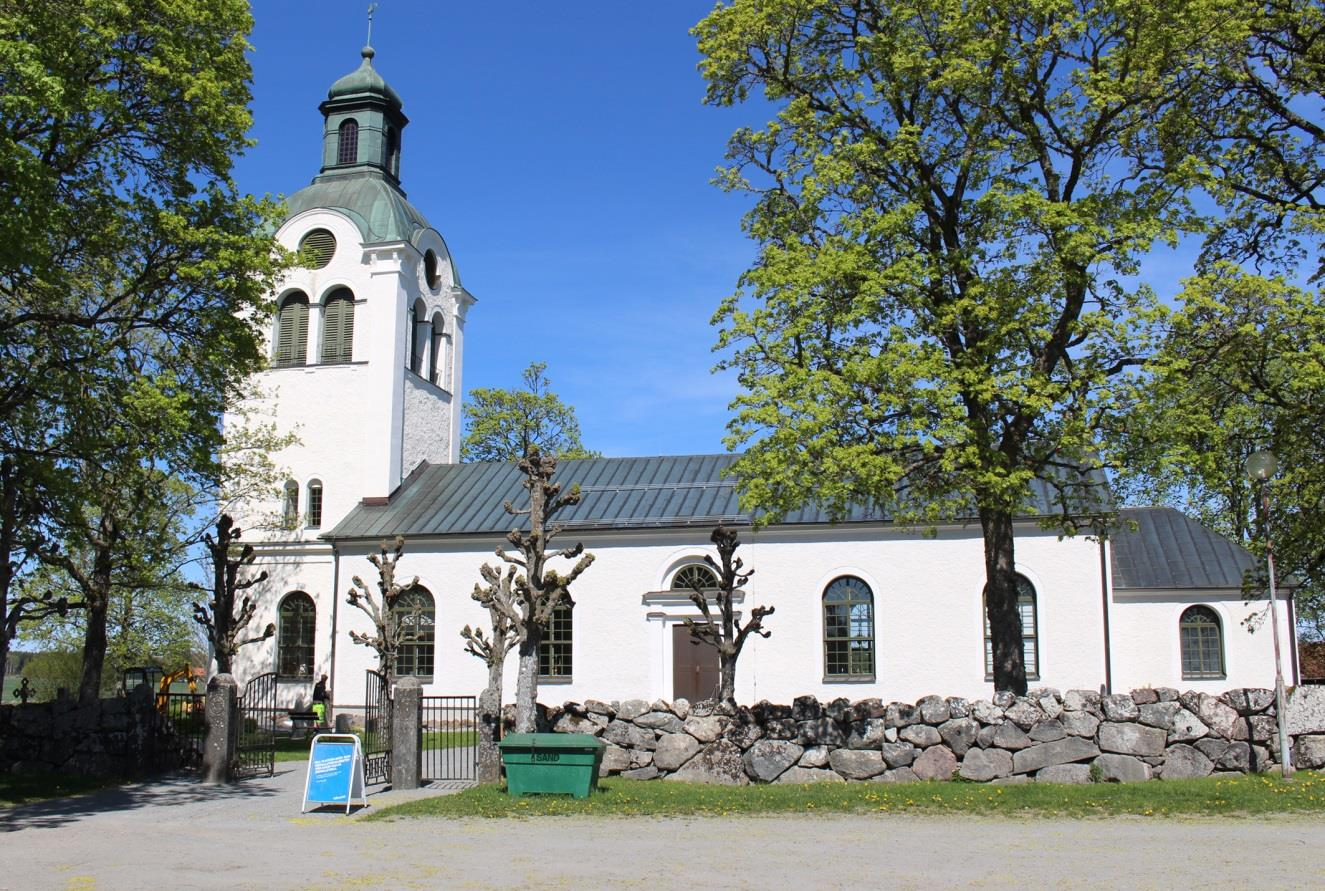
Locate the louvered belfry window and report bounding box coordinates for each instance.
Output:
[274,293,309,366]
[299,229,336,269]
[337,119,358,165]
[321,289,355,364]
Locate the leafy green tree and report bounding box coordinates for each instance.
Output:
[0,1,285,697]
[694,0,1235,692]
[462,363,599,462]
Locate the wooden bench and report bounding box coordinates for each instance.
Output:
[288,710,319,738]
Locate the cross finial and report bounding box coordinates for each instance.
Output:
[366,3,379,47]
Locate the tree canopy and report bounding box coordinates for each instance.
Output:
[462,363,599,463]
[694,0,1256,692]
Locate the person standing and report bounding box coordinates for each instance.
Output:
[312,674,331,727]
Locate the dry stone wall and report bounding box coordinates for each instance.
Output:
[0,686,189,778]
[535,687,1325,784]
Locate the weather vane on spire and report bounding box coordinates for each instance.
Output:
[366,3,379,47]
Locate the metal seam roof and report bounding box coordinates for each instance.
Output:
[1110,507,1256,590]
[327,454,1110,541]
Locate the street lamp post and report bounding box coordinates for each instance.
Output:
[1245,448,1294,779]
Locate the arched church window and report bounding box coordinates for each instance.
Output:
[306,480,323,528]
[823,575,874,679]
[337,119,359,165]
[539,600,572,680]
[408,298,428,375]
[274,293,309,367]
[984,575,1039,681]
[671,564,718,592]
[1180,605,1225,680]
[277,592,316,680]
[320,288,355,364]
[429,313,445,385]
[282,480,299,528]
[299,229,336,269]
[392,585,435,679]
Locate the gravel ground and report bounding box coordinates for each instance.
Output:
[3,765,1324,890]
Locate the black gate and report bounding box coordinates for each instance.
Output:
[363,669,392,785]
[421,695,478,782]
[234,672,277,778]
[158,692,206,770]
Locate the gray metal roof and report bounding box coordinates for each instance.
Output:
[1110,507,1256,590]
[327,454,1109,541]
[285,171,435,248]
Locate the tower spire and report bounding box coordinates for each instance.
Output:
[366,3,378,48]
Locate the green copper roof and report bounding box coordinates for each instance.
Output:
[284,171,434,247]
[328,46,402,107]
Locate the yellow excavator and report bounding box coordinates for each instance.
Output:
[155,666,200,712]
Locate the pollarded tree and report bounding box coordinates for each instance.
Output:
[461,563,518,781]
[345,537,421,681]
[481,448,594,732]
[680,525,773,705]
[694,0,1234,693]
[192,514,272,676]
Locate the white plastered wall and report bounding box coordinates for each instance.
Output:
[1109,589,1294,694]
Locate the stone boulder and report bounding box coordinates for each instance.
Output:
[879,767,921,783]
[1012,737,1101,775]
[743,740,804,783]
[1036,764,1091,784]
[946,697,971,719]
[938,718,979,756]
[1004,699,1042,729]
[653,732,701,772]
[1168,709,1209,743]
[616,699,650,721]
[917,695,951,724]
[829,748,886,780]
[791,695,822,722]
[899,724,941,748]
[1029,720,1066,743]
[991,723,1034,750]
[1063,689,1101,712]
[885,702,921,728]
[622,765,660,781]
[1131,688,1159,705]
[1216,741,1252,772]
[682,715,726,743]
[912,745,957,781]
[553,713,601,735]
[667,740,749,785]
[584,699,615,717]
[1286,686,1325,735]
[1295,734,1325,770]
[1094,753,1151,782]
[636,711,685,734]
[1101,694,1140,722]
[797,718,847,748]
[1182,692,1241,739]
[959,747,1013,782]
[798,745,831,768]
[604,720,658,751]
[775,766,845,784]
[672,698,691,721]
[1159,744,1214,779]
[723,719,764,749]
[1221,688,1274,716]
[1060,711,1100,738]
[1099,722,1166,757]
[881,742,917,768]
[1137,702,1181,730]
[847,718,889,750]
[971,700,1004,724]
[849,698,886,721]
[600,744,631,774]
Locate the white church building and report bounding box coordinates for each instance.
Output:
[230,48,1302,712]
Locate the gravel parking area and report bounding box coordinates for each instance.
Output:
[2,766,1323,890]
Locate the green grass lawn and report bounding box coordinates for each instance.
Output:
[0,773,118,807]
[273,729,477,762]
[365,773,1325,821]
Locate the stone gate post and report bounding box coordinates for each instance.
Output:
[203,674,238,784]
[391,676,422,790]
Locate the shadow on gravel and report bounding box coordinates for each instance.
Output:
[0,770,291,833]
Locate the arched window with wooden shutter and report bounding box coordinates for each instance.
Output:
[337,119,358,165]
[274,293,309,367]
[320,288,355,364]
[428,313,445,384]
[408,298,428,375]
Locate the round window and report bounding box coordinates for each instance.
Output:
[298,229,336,269]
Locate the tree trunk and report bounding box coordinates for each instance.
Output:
[78,541,113,703]
[0,629,9,704]
[477,657,504,783]
[719,651,737,705]
[513,626,542,733]
[981,506,1027,695]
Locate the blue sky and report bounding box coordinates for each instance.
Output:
[236,1,761,457]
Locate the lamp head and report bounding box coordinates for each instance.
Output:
[1245,449,1278,482]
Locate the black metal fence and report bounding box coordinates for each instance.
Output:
[421,695,477,782]
[363,670,392,784]
[234,672,277,778]
[157,692,206,770]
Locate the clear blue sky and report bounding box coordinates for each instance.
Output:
[236,1,763,458]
